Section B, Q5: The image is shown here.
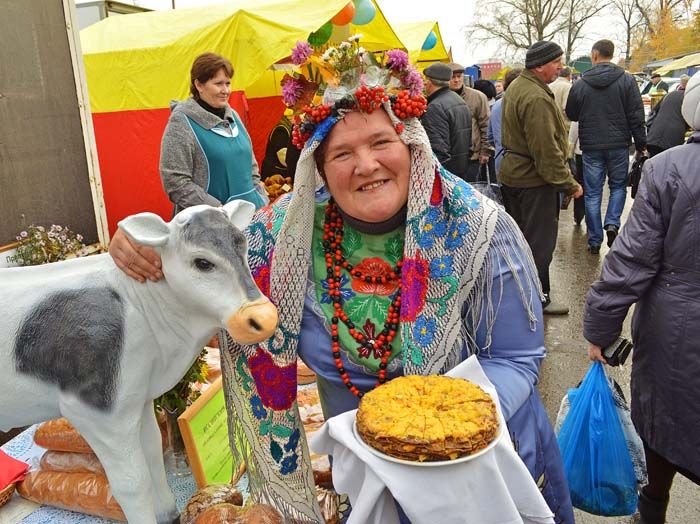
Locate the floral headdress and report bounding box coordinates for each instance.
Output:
[281,38,427,149]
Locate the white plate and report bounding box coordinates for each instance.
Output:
[352,419,503,467]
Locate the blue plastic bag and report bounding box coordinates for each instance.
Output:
[557,362,638,516]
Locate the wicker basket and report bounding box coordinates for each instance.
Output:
[0,483,15,508]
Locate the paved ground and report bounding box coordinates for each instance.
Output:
[539,192,700,523]
[3,190,699,522]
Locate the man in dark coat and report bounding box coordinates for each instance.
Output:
[584,71,700,524]
[500,40,582,315]
[421,63,472,180]
[646,89,689,157]
[566,39,646,253]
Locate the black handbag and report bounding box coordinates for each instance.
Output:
[603,337,633,367]
[472,163,503,205]
[628,156,646,199]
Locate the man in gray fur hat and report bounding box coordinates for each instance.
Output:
[500,40,583,315]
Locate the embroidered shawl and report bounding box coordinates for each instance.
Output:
[220,105,540,521]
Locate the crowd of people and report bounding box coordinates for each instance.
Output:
[107,37,699,524]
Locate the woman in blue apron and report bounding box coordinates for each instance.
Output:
[160,52,268,214]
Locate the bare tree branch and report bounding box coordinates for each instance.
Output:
[468,0,604,60]
[612,0,646,66]
[560,0,607,62]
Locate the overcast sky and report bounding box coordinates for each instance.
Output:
[107,0,496,64]
[92,0,700,66]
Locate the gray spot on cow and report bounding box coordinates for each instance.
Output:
[181,208,260,299]
[14,287,124,411]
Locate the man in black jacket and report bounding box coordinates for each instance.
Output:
[566,39,646,253]
[421,63,472,180]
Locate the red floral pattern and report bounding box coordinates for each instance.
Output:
[430,169,443,206]
[400,253,430,321]
[252,265,271,298]
[248,347,296,411]
[350,257,399,295]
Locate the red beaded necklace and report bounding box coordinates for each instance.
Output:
[323,201,402,398]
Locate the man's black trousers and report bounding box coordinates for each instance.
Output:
[501,184,559,296]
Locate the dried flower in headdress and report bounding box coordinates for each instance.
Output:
[280,74,318,110]
[403,69,425,98]
[281,76,303,106]
[323,38,364,78]
[284,39,428,149]
[385,49,409,72]
[291,41,313,65]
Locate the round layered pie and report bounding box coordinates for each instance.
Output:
[356,375,499,462]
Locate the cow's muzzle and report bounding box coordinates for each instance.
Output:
[226,298,278,345]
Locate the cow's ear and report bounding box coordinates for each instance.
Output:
[223,200,256,231]
[118,213,170,247]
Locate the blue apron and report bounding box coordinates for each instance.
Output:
[187,113,266,209]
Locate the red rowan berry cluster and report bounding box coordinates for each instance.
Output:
[291,124,312,149]
[354,85,389,113]
[302,104,332,123]
[391,90,427,119]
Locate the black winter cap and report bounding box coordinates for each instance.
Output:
[525,41,563,69]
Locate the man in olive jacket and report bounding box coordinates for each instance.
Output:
[500,40,583,315]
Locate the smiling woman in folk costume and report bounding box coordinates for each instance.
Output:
[109,40,574,523]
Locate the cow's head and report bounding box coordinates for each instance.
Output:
[118,201,278,345]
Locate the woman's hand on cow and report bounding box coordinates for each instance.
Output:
[109,228,163,283]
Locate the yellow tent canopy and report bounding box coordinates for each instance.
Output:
[393,21,449,65]
[654,52,700,75]
[81,0,351,112]
[244,8,457,102]
[345,0,404,52]
[244,0,405,99]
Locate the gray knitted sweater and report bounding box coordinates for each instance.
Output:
[159,97,267,214]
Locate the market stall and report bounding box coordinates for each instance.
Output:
[392,21,449,67]
[653,51,700,76]
[80,0,352,234]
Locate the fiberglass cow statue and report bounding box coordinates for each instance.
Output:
[0,201,278,524]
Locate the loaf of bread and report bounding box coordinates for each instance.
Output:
[191,503,283,524]
[40,451,105,475]
[312,467,332,489]
[180,484,244,524]
[296,361,316,385]
[17,470,125,521]
[234,504,283,524]
[34,419,93,454]
[193,503,241,524]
